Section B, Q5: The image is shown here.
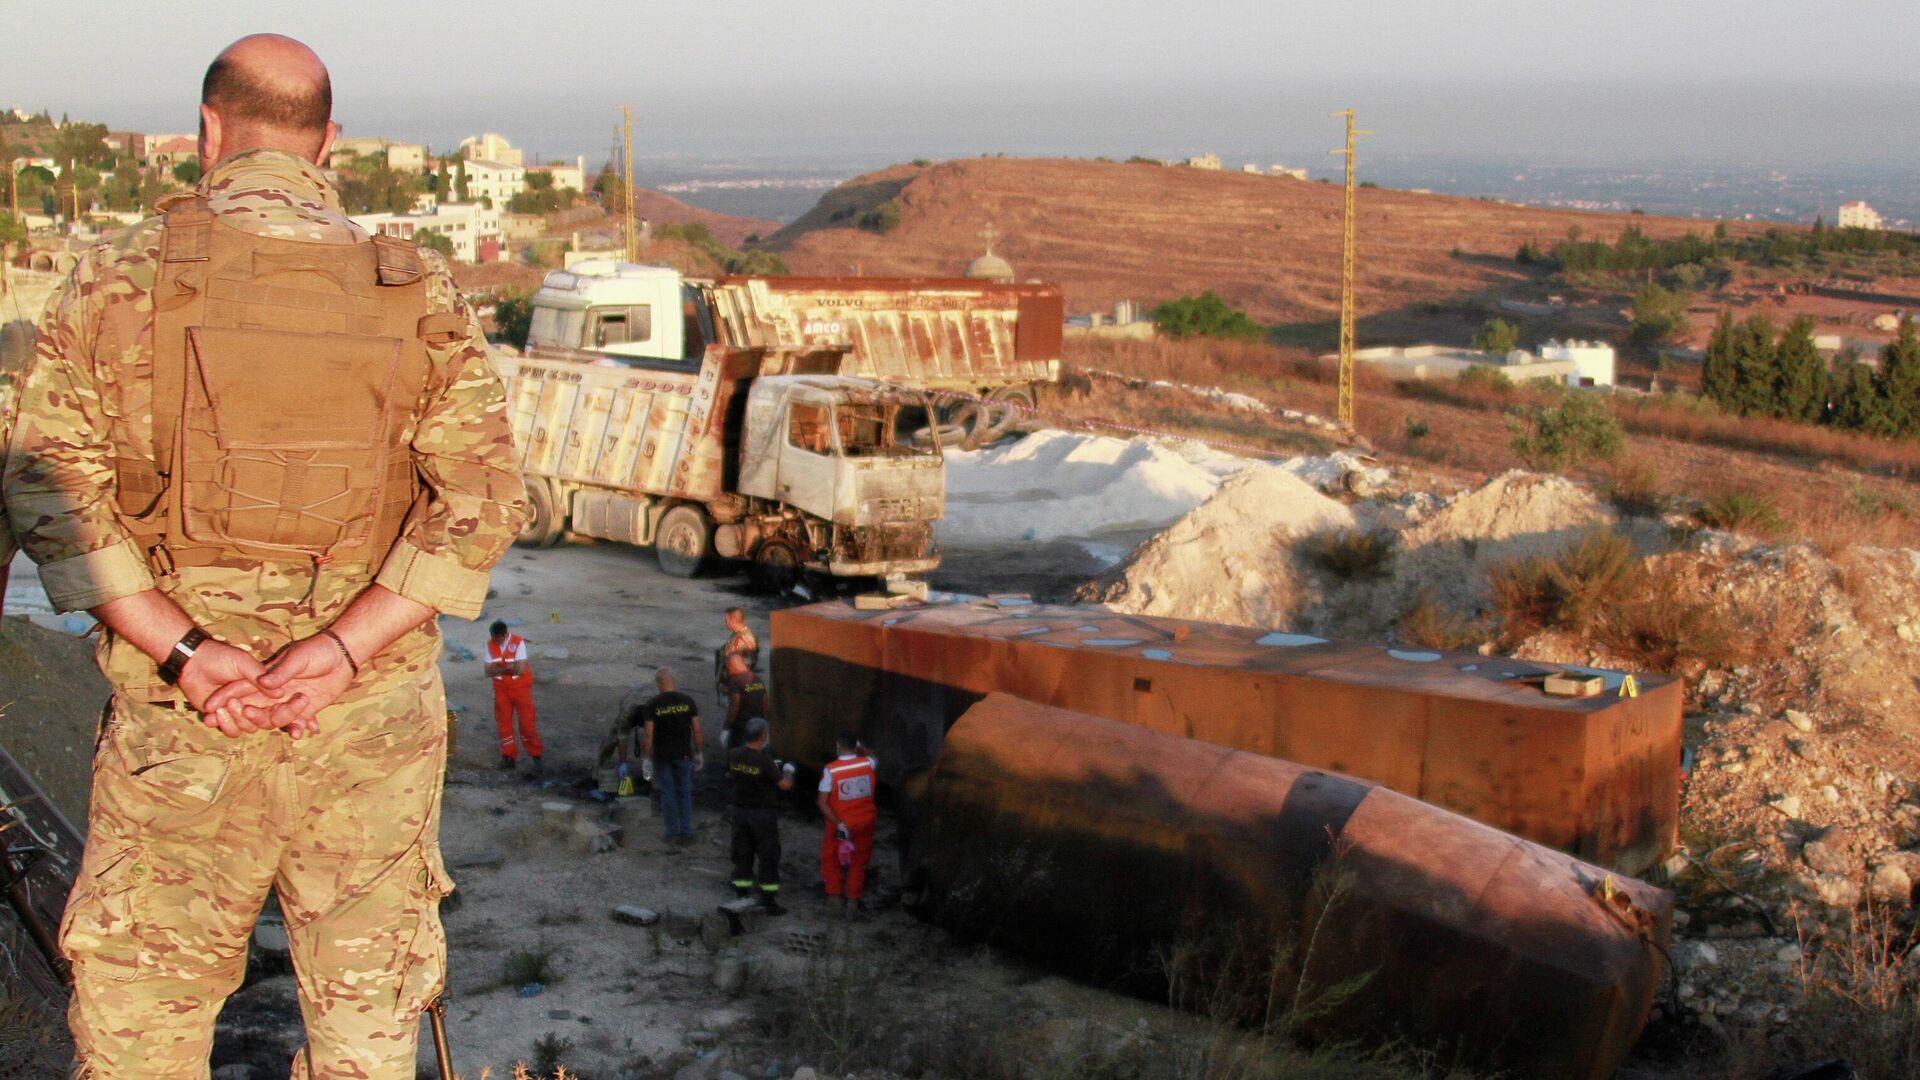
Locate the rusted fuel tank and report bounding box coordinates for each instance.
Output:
[770,596,1681,873]
[923,694,1671,1080]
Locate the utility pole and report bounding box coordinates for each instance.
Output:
[1328,109,1371,431]
[622,105,636,262]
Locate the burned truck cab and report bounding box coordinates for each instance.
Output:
[738,377,943,578]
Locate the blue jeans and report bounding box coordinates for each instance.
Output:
[657,757,694,839]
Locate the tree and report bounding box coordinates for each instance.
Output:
[454,160,469,203]
[0,213,26,247]
[1628,283,1690,346]
[1472,318,1518,354]
[493,290,534,350]
[1507,393,1624,471]
[1152,291,1266,341]
[1701,308,1737,409]
[1831,358,1889,433]
[172,159,201,185]
[525,171,554,192]
[415,228,454,258]
[1879,315,1920,437]
[1773,316,1826,424]
[1729,313,1779,417]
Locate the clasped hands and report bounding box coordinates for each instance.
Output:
[182,635,357,740]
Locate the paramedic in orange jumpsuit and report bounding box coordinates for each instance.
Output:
[486,618,543,774]
[817,731,879,915]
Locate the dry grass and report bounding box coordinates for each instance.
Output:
[1694,489,1788,539]
[1302,530,1398,581]
[1397,590,1486,652]
[1488,528,1641,644]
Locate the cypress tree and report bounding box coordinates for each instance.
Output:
[1879,315,1920,436]
[1701,308,1738,409]
[1831,359,1881,432]
[1774,315,1827,423]
[1731,313,1778,417]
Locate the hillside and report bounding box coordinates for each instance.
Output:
[767,157,1782,326]
[628,187,777,248]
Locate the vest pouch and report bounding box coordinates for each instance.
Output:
[178,325,403,556]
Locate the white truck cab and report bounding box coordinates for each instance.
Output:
[525,261,706,363]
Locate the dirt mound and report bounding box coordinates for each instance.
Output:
[767,157,1782,324]
[1078,467,1354,627]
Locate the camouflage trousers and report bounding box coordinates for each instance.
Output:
[61,664,452,1079]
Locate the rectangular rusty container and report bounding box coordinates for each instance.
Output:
[770,596,1682,874]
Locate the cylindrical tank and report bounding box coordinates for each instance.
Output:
[922,693,1671,1080]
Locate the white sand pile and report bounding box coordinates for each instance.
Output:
[940,430,1253,545]
[1405,470,1613,555]
[1079,467,1355,627]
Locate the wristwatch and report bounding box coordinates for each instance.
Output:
[157,627,211,686]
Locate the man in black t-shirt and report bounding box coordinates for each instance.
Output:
[640,667,704,845]
[727,716,793,914]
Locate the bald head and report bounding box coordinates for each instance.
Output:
[199,34,336,169]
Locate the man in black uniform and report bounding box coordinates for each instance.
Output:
[640,666,703,845]
[722,652,769,748]
[727,716,792,914]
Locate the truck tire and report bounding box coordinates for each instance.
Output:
[655,504,712,578]
[750,540,804,593]
[984,385,1036,439]
[516,478,565,548]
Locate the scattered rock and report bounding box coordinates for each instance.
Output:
[1798,873,1863,909]
[450,848,506,871]
[612,905,660,927]
[1897,622,1917,643]
[539,646,571,661]
[1765,794,1803,819]
[443,640,477,663]
[793,1069,819,1080]
[700,911,733,952]
[1820,785,1842,804]
[1784,709,1816,734]
[1774,943,1802,965]
[673,1051,730,1080]
[1682,940,1719,969]
[1802,830,1856,877]
[1868,860,1913,907]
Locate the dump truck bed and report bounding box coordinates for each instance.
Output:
[703,276,1063,391]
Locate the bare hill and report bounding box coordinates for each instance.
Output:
[628,188,777,248]
[768,158,1779,323]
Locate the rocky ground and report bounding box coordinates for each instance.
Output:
[5,427,1920,1077]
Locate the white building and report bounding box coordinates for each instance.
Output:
[386,143,427,173]
[1537,339,1616,388]
[459,133,523,168]
[463,159,525,206]
[350,201,504,263]
[1838,201,1883,230]
[527,157,586,193]
[1184,153,1222,170]
[1269,165,1309,180]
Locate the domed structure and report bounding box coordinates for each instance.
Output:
[964,224,1015,283]
[965,251,1015,283]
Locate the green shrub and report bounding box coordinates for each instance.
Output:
[858,200,902,234]
[1471,317,1518,354]
[1507,393,1623,470]
[1456,363,1514,394]
[1604,459,1674,517]
[1153,291,1266,342]
[1398,590,1483,651]
[1303,529,1397,580]
[1596,561,1749,678]
[1695,490,1786,538]
[492,290,534,350]
[503,944,559,987]
[531,1031,575,1075]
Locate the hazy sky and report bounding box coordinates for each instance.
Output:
[8,1,1919,169]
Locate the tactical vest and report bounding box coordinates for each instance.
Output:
[116,196,462,573]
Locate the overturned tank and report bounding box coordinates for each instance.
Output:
[922,693,1671,1080]
[769,596,1682,873]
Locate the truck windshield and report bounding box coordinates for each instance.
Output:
[529,305,586,350]
[836,403,928,457]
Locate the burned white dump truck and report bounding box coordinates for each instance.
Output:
[498,345,944,585]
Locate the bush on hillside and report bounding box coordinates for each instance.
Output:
[1153,291,1266,342]
[1507,393,1623,471]
[1694,489,1786,539]
[1489,527,1641,643]
[1471,318,1518,354]
[1303,528,1396,580]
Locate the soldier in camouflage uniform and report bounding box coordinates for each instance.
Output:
[2,35,526,1078]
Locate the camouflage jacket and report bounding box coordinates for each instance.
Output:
[3,149,527,696]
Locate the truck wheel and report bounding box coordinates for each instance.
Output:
[655,505,712,578]
[750,540,804,593]
[516,478,564,548]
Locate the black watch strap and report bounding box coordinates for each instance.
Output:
[157,627,211,686]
